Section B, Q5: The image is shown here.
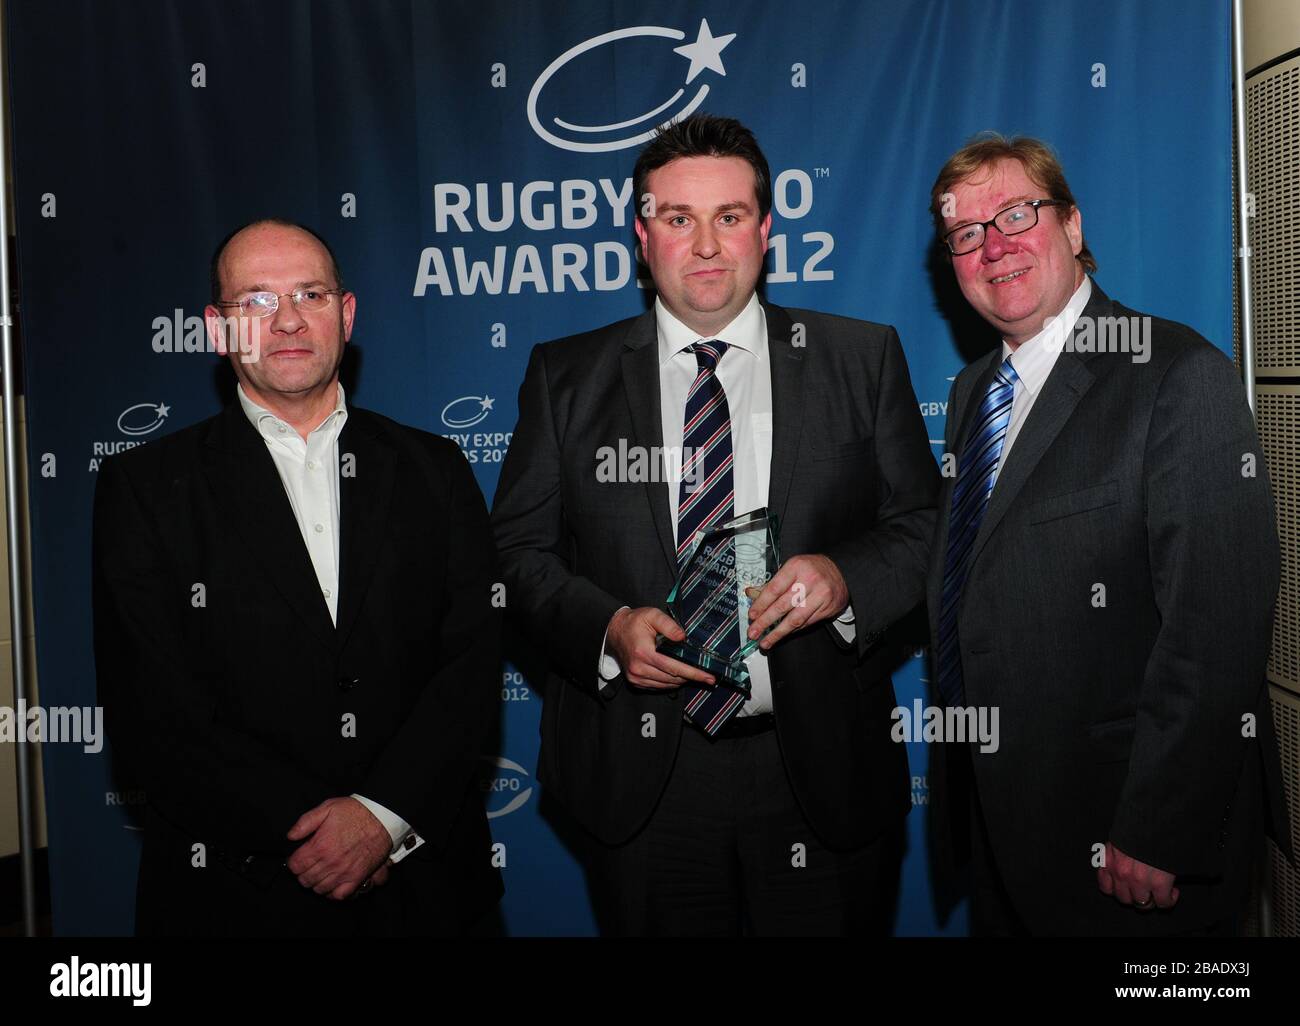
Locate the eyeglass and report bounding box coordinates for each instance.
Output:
[215,287,345,317]
[942,199,1067,255]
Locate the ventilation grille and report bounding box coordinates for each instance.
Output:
[1247,57,1300,373]
[1256,387,1300,695]
[1233,81,1242,371]
[1268,686,1300,936]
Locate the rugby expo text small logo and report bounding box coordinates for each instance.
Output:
[481,755,533,819]
[528,19,736,153]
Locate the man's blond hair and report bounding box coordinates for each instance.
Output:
[929,133,1097,273]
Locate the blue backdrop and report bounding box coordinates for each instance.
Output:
[6,0,1232,935]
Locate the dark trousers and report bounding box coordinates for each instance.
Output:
[587,722,904,936]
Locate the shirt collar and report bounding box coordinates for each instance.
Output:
[655,292,766,367]
[1002,275,1093,397]
[237,381,348,441]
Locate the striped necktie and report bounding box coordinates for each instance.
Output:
[935,357,1019,707]
[675,340,746,736]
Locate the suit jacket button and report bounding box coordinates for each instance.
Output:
[773,680,785,690]
[338,677,360,691]
[667,688,679,701]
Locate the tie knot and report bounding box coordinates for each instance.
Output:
[995,357,1019,388]
[691,340,728,371]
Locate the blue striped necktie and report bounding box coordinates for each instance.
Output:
[675,340,746,736]
[935,357,1019,707]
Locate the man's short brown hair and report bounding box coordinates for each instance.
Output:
[929,133,1097,274]
[633,113,772,223]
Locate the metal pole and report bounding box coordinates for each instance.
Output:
[1232,0,1273,938]
[1233,0,1256,413]
[0,0,37,936]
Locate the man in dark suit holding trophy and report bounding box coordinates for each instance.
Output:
[491,115,939,935]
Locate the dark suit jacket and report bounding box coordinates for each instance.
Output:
[490,301,939,851]
[927,282,1291,935]
[93,402,503,936]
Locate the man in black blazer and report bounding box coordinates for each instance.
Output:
[927,135,1292,935]
[491,115,938,935]
[93,219,502,936]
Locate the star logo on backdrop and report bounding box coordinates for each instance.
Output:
[673,19,737,85]
[440,395,496,429]
[116,401,173,437]
[528,20,741,152]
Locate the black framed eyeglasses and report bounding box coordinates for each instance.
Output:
[215,287,345,317]
[942,199,1066,256]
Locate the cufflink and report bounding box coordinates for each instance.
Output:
[388,832,426,865]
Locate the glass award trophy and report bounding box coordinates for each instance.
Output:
[656,508,781,694]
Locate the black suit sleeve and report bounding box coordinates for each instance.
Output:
[1108,343,1280,876]
[93,456,334,855]
[359,438,502,854]
[490,343,625,692]
[823,327,940,658]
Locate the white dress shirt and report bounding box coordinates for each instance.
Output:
[996,276,1093,474]
[597,294,856,716]
[237,383,422,863]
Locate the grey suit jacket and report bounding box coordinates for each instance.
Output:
[927,281,1291,935]
[491,300,939,850]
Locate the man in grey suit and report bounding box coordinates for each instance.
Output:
[927,133,1291,935]
[491,115,938,935]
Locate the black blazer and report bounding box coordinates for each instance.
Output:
[927,282,1292,935]
[490,301,939,851]
[93,402,503,936]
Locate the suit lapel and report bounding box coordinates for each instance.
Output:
[203,406,337,650]
[763,302,806,528]
[335,408,397,649]
[621,310,678,574]
[952,357,1000,466]
[964,287,1110,570]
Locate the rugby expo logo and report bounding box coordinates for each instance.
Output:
[440,394,510,466]
[117,402,170,436]
[440,394,495,430]
[414,19,833,297]
[89,402,173,472]
[528,19,737,153]
[481,755,534,819]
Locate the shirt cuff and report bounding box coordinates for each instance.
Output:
[597,606,631,690]
[832,603,856,642]
[352,793,422,862]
